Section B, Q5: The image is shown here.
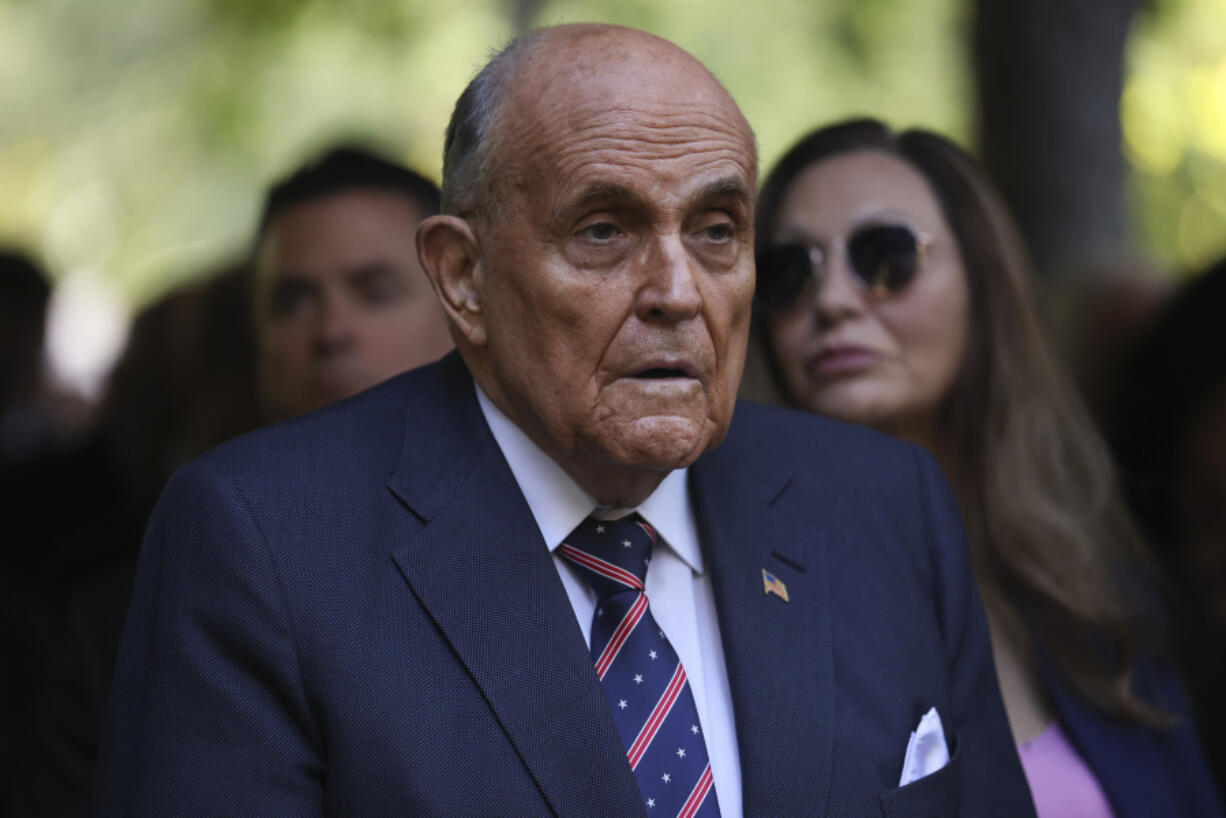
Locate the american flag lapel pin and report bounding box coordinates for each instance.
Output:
[761,569,789,603]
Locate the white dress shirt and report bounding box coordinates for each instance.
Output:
[476,385,743,816]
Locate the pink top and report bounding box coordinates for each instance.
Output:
[1017,721,1117,818]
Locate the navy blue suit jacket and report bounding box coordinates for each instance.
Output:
[1047,666,1224,817]
[94,353,1033,816]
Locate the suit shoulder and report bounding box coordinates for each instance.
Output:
[204,378,404,474]
[189,355,478,500]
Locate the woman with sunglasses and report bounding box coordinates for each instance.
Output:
[753,118,1223,817]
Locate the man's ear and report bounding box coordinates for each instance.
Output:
[417,215,486,347]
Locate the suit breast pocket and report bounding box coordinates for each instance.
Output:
[877,729,962,818]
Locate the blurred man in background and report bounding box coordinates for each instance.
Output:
[252,146,453,420]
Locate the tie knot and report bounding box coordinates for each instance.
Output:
[558,513,658,598]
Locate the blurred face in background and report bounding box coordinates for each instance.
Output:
[254,190,453,419]
[762,150,969,447]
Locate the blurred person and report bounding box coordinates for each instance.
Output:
[1,248,59,818]
[1,250,59,463]
[1,250,131,817]
[1044,263,1171,425]
[752,118,1223,816]
[12,263,262,817]
[1111,257,1226,793]
[95,26,1033,815]
[252,146,453,420]
[103,263,262,513]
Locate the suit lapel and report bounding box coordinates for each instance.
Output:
[692,420,837,815]
[386,355,646,817]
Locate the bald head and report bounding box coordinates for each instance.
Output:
[441,24,756,222]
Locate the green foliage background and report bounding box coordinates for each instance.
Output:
[2,0,1224,311]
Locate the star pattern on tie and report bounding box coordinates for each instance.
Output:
[557,514,719,817]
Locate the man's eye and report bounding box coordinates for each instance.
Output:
[354,270,407,307]
[702,222,734,241]
[579,222,620,241]
[269,282,313,318]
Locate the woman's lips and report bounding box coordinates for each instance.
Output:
[807,345,879,376]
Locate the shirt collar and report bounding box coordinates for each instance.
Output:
[474,382,703,575]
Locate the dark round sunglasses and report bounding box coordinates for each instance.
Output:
[755,224,931,314]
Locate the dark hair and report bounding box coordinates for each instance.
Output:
[257,146,440,238]
[756,118,1165,723]
[441,31,543,221]
[1112,257,1226,548]
[0,249,52,308]
[1,249,53,402]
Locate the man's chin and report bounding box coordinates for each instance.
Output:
[312,374,374,405]
[594,414,720,471]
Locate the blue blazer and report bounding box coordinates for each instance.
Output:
[94,353,1034,816]
[1046,665,1224,817]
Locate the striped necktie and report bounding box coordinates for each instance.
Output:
[559,514,719,817]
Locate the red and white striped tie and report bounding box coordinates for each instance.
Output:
[559,514,719,817]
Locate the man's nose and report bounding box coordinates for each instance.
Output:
[814,249,867,328]
[637,233,702,322]
[313,294,357,356]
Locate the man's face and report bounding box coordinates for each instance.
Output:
[254,190,453,419]
[471,37,757,487]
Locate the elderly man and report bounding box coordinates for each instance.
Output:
[95,25,1034,816]
[253,146,454,420]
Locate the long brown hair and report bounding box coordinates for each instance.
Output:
[756,118,1165,723]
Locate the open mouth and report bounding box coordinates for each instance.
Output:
[636,367,690,379]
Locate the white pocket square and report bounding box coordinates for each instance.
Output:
[898,707,951,787]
